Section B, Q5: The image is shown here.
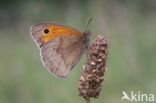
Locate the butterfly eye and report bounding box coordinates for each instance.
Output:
[44,29,49,34]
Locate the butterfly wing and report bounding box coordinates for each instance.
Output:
[30,23,44,47]
[30,23,83,48]
[30,23,89,78]
[41,35,86,78]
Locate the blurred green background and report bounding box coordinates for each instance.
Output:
[0,0,156,103]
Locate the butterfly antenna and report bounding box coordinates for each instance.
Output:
[86,17,93,31]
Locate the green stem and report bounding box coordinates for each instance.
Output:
[86,99,90,103]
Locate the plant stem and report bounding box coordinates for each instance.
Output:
[86,99,90,103]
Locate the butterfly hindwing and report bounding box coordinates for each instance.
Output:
[41,35,85,78]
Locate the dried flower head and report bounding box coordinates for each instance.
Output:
[77,35,109,100]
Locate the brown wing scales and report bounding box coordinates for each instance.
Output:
[41,35,86,78]
[30,23,91,78]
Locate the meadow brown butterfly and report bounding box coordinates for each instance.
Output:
[30,20,91,78]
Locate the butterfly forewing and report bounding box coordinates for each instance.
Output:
[30,24,44,47]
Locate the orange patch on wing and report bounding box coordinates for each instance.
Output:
[41,25,83,43]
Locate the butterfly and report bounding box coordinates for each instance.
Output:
[30,20,92,78]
